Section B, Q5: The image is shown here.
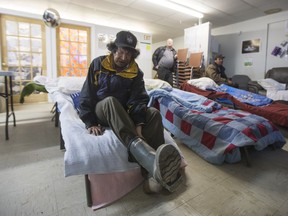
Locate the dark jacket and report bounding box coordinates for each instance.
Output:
[204,63,228,84]
[152,46,177,72]
[79,54,149,128]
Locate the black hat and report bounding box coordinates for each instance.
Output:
[114,31,137,50]
[214,54,225,60]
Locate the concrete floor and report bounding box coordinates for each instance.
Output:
[0,102,288,216]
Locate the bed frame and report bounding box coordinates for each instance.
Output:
[53,102,92,207]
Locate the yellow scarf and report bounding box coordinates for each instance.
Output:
[101,54,138,79]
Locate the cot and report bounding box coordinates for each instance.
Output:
[148,87,286,165]
[181,80,288,128]
[46,77,187,210]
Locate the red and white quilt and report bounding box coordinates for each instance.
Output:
[148,88,286,164]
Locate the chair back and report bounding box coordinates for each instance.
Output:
[177,48,188,62]
[188,52,203,68]
[232,75,251,90]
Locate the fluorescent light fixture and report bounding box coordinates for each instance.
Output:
[146,0,204,18]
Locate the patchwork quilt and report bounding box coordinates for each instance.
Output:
[148,88,286,164]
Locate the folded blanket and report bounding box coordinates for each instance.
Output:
[148,88,222,113]
[215,84,273,106]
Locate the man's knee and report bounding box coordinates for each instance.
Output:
[101,96,118,104]
[96,96,119,113]
[147,107,162,121]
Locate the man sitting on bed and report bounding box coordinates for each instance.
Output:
[78,30,183,194]
[205,54,238,87]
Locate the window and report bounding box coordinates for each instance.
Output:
[0,15,47,103]
[56,24,91,77]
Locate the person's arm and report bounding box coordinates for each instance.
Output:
[152,47,161,69]
[220,65,228,80]
[79,60,106,136]
[127,69,149,126]
[79,59,99,129]
[135,125,144,139]
[172,48,178,72]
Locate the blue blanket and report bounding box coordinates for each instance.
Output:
[148,88,222,113]
[212,84,273,106]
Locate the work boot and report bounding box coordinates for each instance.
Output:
[129,137,183,192]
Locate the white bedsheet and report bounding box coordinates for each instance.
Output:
[49,91,185,177]
[257,78,288,101]
[266,90,288,101]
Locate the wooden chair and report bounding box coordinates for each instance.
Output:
[174,48,188,88]
[188,52,203,79]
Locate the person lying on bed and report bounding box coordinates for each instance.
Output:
[78,30,183,194]
[204,54,238,88]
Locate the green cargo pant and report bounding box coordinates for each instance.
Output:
[95,96,165,150]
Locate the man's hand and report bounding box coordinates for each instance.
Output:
[88,125,105,136]
[136,125,144,139]
[227,79,233,85]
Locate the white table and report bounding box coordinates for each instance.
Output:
[0,71,17,140]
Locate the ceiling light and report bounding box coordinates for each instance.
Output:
[146,0,204,18]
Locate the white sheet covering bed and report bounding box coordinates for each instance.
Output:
[257,78,288,101]
[53,91,140,176]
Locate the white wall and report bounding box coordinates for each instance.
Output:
[151,36,184,55]
[153,11,288,81]
[266,20,288,70]
[211,11,288,80]
[212,29,267,80]
[184,22,212,67]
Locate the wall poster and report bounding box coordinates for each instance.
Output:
[242,38,260,54]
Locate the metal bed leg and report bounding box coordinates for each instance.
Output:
[240,146,251,167]
[55,107,59,128]
[85,174,92,207]
[53,102,65,150]
[51,102,59,127]
[270,143,276,151]
[59,126,65,150]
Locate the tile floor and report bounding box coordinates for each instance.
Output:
[0,102,288,216]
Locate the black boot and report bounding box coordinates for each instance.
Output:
[129,137,182,192]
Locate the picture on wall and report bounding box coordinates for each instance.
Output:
[242,39,260,54]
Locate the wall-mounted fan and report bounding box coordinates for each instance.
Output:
[43,8,61,28]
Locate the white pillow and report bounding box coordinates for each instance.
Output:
[144,78,172,91]
[266,90,288,101]
[187,77,218,90]
[257,78,286,91]
[58,76,86,94]
[33,75,48,85]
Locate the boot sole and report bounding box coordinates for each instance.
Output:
[154,144,182,192]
